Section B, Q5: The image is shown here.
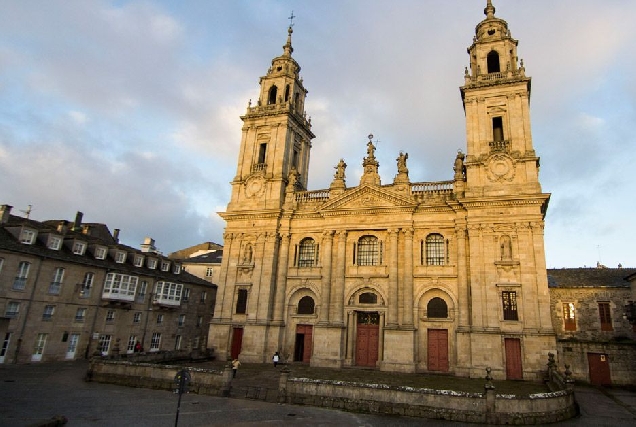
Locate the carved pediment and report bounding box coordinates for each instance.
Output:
[319,185,416,213]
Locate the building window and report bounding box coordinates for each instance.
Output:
[5,301,20,318]
[193,336,200,349]
[150,333,161,352]
[425,234,445,266]
[598,302,612,331]
[563,303,576,331]
[0,257,3,273]
[297,296,315,314]
[175,335,182,350]
[137,281,147,303]
[258,142,267,164]
[103,273,139,298]
[75,308,87,322]
[98,334,111,355]
[147,258,157,269]
[95,247,107,260]
[48,236,62,250]
[297,238,318,267]
[42,305,55,321]
[427,297,448,318]
[182,288,190,302]
[133,255,144,267]
[487,50,500,73]
[73,241,86,255]
[356,235,382,266]
[49,268,64,294]
[127,336,137,354]
[492,116,504,142]
[502,291,518,321]
[235,289,248,314]
[359,292,377,304]
[133,312,142,323]
[161,261,170,272]
[80,272,94,297]
[200,291,207,303]
[20,229,36,245]
[105,310,115,322]
[13,261,30,290]
[197,316,203,327]
[32,333,47,361]
[205,267,214,277]
[115,251,127,264]
[178,314,185,327]
[173,264,181,274]
[157,314,163,324]
[154,282,183,304]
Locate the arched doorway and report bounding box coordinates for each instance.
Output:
[356,312,379,367]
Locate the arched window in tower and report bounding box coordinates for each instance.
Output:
[359,292,377,304]
[268,85,278,105]
[284,84,290,102]
[427,297,448,318]
[294,92,300,111]
[425,233,445,265]
[356,235,382,266]
[492,117,504,142]
[487,50,500,73]
[297,296,315,314]
[297,238,318,267]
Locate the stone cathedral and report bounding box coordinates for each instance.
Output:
[209,1,556,380]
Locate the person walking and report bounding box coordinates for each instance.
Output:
[231,359,241,378]
[273,352,280,367]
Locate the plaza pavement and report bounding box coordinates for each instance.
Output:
[0,360,634,426]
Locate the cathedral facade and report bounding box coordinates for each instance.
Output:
[209,1,556,380]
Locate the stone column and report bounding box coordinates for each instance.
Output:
[319,231,334,324]
[346,310,355,361]
[272,233,291,324]
[387,229,399,327]
[332,231,347,325]
[456,226,470,329]
[402,229,414,328]
[378,312,385,363]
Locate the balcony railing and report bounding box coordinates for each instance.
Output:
[489,140,510,153]
[102,290,135,303]
[295,190,330,203]
[251,163,267,173]
[411,181,454,196]
[153,295,181,307]
[48,282,62,295]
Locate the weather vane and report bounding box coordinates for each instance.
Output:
[288,10,295,28]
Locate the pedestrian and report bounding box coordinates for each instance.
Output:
[273,352,279,367]
[232,358,241,378]
[134,341,142,353]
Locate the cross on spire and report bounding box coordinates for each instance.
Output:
[288,11,295,28]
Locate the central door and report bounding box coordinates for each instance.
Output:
[294,324,313,363]
[505,338,523,379]
[230,327,243,360]
[356,312,379,367]
[587,353,611,385]
[427,329,449,372]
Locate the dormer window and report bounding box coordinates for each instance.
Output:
[161,261,170,272]
[48,236,62,250]
[147,258,157,270]
[173,264,181,274]
[134,255,144,267]
[115,251,127,264]
[73,241,86,255]
[94,247,107,260]
[20,229,36,245]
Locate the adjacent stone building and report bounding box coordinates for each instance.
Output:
[209,1,556,380]
[0,205,215,364]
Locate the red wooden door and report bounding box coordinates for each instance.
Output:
[302,325,312,363]
[427,329,449,372]
[230,327,243,360]
[356,324,379,367]
[587,353,611,385]
[295,325,313,363]
[505,338,523,380]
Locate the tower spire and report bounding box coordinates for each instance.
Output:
[283,11,295,57]
[484,0,495,19]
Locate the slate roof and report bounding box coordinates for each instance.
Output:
[181,250,224,264]
[547,268,636,289]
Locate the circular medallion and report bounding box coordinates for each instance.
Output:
[486,154,515,182]
[245,176,265,198]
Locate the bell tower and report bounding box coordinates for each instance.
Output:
[227,25,315,212]
[460,0,540,198]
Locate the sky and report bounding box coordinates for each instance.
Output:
[0,0,634,268]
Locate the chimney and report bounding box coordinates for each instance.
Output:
[113,229,120,243]
[72,211,83,231]
[140,237,157,253]
[57,220,69,234]
[0,205,12,224]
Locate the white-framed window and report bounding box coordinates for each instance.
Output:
[173,264,181,274]
[136,281,147,303]
[75,308,87,322]
[154,282,184,304]
[150,333,161,352]
[197,316,203,327]
[156,314,163,324]
[73,241,86,255]
[182,288,190,302]
[49,267,64,294]
[80,272,94,297]
[32,333,47,361]
[200,291,207,303]
[127,335,137,354]
[13,261,30,290]
[115,251,127,264]
[133,255,144,267]
[178,314,185,327]
[42,305,55,320]
[20,228,36,245]
[161,261,170,272]
[105,310,115,322]
[94,247,107,260]
[0,257,4,274]
[48,236,62,250]
[205,267,214,277]
[5,301,20,318]
[193,336,200,349]
[98,334,111,355]
[147,258,157,269]
[133,312,142,323]
[103,273,139,297]
[175,335,182,350]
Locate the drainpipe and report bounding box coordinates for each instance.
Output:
[85,269,109,359]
